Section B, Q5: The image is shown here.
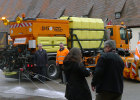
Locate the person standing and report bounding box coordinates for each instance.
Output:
[63,47,92,100]
[56,42,69,84]
[34,43,48,82]
[91,40,124,100]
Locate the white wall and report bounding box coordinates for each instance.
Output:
[129,28,140,52]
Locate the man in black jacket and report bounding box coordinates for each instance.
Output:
[34,43,48,82]
[91,40,124,100]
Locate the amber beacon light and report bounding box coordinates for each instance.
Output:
[16,16,23,24]
[2,17,9,26]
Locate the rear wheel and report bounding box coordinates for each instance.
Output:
[46,60,60,80]
[0,55,6,69]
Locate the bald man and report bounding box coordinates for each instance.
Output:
[34,43,48,82]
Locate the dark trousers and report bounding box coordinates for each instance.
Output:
[59,64,65,82]
[95,92,122,100]
[37,66,47,81]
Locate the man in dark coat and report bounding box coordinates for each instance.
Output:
[34,43,48,82]
[91,40,124,100]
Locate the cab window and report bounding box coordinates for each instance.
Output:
[120,28,126,40]
[109,28,113,36]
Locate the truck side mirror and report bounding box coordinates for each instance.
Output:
[127,28,132,40]
[104,29,111,40]
[125,38,128,44]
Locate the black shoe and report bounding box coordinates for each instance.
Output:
[59,81,64,84]
[41,80,46,83]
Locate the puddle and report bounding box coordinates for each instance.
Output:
[0,70,65,99]
[2,87,65,99]
[2,86,30,99]
[4,87,26,94]
[34,88,65,99]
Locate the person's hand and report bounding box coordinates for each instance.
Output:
[46,64,48,67]
[90,72,92,77]
[56,63,58,66]
[34,64,36,66]
[91,86,95,91]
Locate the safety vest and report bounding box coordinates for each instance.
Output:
[56,48,69,64]
[135,41,140,60]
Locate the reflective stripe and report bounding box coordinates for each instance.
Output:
[4,72,17,75]
[132,63,136,68]
[58,60,64,64]
[21,23,25,27]
[135,55,139,60]
[25,23,29,27]
[125,61,128,68]
[14,24,17,28]
[29,23,32,26]
[17,24,20,28]
[58,60,63,62]
[58,56,65,58]
[132,62,137,76]
[132,68,136,74]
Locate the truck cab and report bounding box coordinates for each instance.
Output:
[106,24,132,51]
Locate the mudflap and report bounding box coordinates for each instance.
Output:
[4,71,19,79]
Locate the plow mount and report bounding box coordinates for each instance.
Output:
[123,56,140,82]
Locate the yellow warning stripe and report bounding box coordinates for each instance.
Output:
[3,72,17,75]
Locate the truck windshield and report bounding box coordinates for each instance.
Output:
[120,28,126,40]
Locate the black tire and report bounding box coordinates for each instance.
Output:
[0,55,6,69]
[46,60,60,80]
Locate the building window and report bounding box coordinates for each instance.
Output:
[115,12,121,19]
[115,0,127,19]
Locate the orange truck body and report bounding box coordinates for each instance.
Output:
[10,19,69,45]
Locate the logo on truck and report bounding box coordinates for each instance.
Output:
[42,26,63,32]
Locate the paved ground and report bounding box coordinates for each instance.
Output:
[0,69,140,100]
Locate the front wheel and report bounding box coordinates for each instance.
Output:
[46,60,60,80]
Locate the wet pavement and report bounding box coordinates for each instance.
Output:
[0,69,140,100]
[0,70,66,100]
